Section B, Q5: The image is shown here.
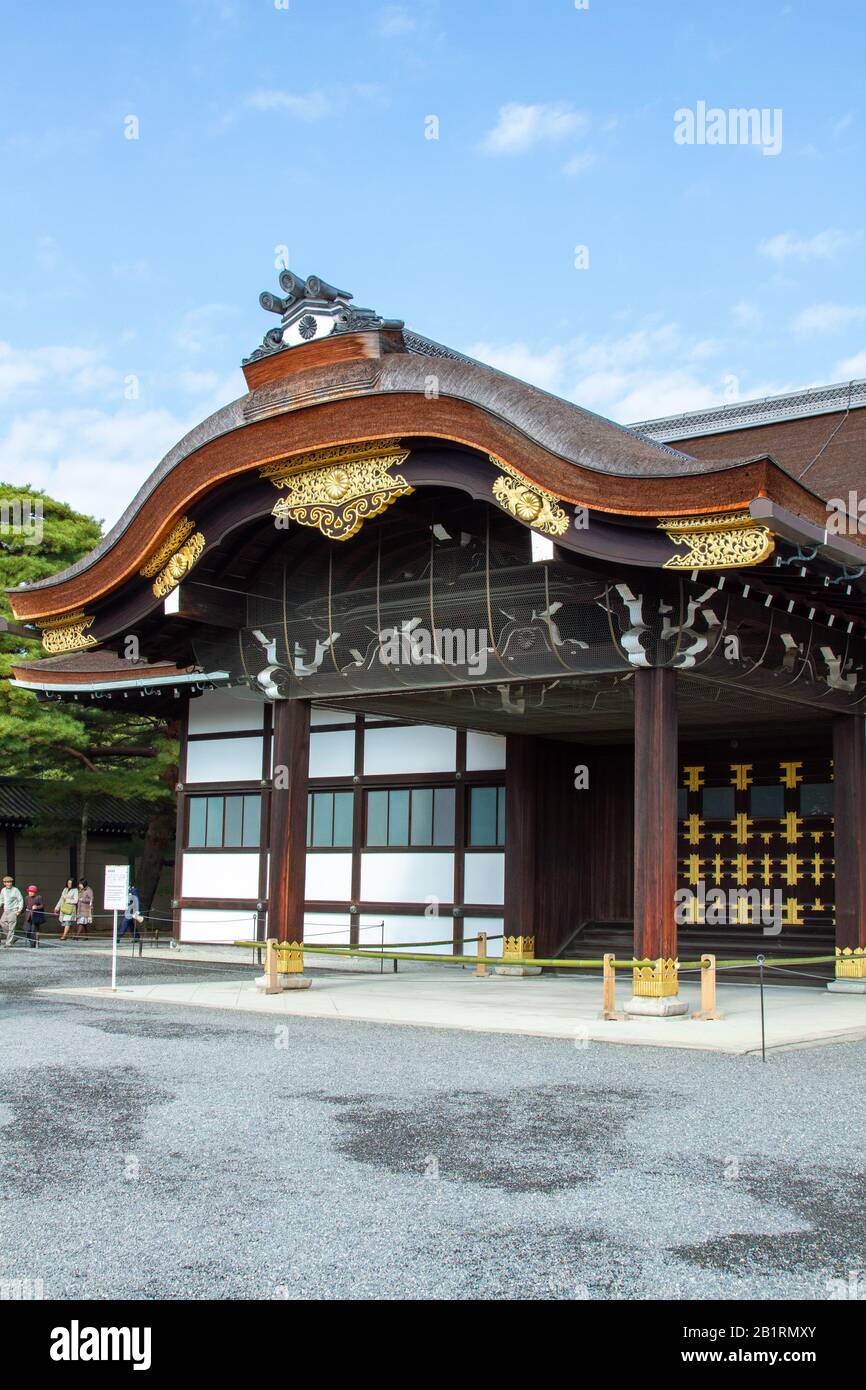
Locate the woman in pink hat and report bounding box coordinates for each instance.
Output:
[23,886,44,949]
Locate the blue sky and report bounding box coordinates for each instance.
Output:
[1,0,864,527]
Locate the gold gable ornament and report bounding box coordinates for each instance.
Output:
[39,610,98,655]
[140,517,197,579]
[490,457,569,537]
[261,439,413,541]
[658,512,774,570]
[152,532,206,599]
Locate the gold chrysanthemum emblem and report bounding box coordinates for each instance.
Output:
[322,466,352,502]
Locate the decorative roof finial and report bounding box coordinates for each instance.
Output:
[243,269,404,364]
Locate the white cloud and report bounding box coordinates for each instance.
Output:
[465,324,788,424]
[731,300,762,328]
[792,303,866,335]
[758,228,857,262]
[0,406,195,527]
[832,111,855,138]
[464,340,568,392]
[245,89,331,121]
[480,102,586,155]
[0,343,117,401]
[562,151,596,176]
[172,304,233,356]
[0,340,245,528]
[376,5,416,37]
[835,350,866,377]
[690,338,722,361]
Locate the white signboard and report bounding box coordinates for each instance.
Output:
[104,864,130,912]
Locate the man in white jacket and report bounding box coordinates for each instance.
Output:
[1,875,24,947]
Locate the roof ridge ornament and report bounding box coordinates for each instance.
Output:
[243,268,404,364]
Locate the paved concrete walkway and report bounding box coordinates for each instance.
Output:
[40,966,866,1054]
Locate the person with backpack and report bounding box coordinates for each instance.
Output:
[118,884,143,940]
[23,886,44,949]
[1,875,24,947]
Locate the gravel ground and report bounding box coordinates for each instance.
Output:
[1,942,864,1301]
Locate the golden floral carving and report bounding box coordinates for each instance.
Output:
[659,512,774,570]
[490,457,569,537]
[139,517,196,578]
[39,610,98,655]
[260,438,405,484]
[262,441,413,541]
[152,532,205,598]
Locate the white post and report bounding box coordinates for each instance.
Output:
[110,909,118,992]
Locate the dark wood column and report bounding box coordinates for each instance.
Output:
[633,667,678,963]
[832,714,866,959]
[268,698,311,946]
[503,733,538,955]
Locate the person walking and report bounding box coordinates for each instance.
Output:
[1,875,24,947]
[118,884,143,940]
[55,879,79,940]
[75,879,94,939]
[23,886,44,949]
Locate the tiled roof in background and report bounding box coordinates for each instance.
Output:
[0,780,151,831]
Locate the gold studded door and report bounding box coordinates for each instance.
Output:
[678,756,835,933]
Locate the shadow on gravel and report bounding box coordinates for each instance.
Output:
[75,1015,253,1042]
[320,1083,675,1193]
[0,1066,172,1196]
[673,1157,866,1276]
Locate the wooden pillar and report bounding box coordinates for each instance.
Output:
[501,733,539,970]
[268,698,311,966]
[831,714,866,983]
[629,667,684,1010]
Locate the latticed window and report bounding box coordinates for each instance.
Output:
[306,791,354,847]
[365,787,456,847]
[187,795,260,848]
[468,786,506,846]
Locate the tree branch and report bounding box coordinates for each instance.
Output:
[61,746,99,773]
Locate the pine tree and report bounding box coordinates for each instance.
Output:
[0,483,178,912]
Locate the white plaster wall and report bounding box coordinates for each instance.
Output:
[462,917,504,957]
[180,908,258,944]
[463,853,505,904]
[185,737,263,784]
[182,853,260,899]
[359,912,453,954]
[466,731,506,771]
[363,725,456,775]
[305,852,352,900]
[360,852,454,904]
[308,729,356,778]
[187,687,265,735]
[304,910,352,945]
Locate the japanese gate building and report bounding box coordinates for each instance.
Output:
[8,271,866,1012]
